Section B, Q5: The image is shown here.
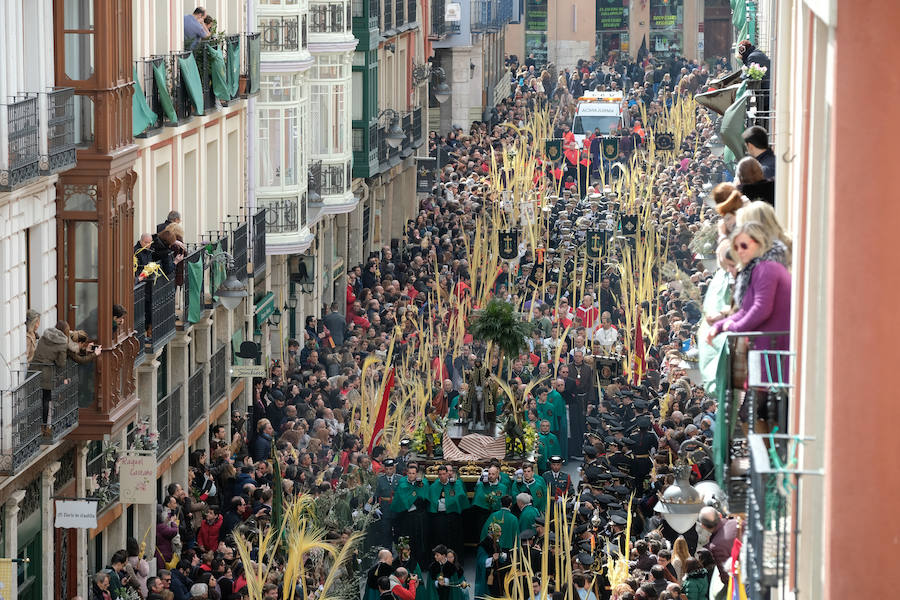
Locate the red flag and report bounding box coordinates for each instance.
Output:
[368,367,396,453]
[633,312,645,385]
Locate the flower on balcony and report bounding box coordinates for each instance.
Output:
[745,62,767,81]
[131,416,160,452]
[138,261,168,282]
[92,442,121,508]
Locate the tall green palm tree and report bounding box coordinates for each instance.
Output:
[468,299,533,374]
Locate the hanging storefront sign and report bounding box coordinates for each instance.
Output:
[119,452,157,505]
[54,499,98,529]
[597,0,627,30]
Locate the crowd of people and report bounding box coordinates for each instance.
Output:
[83,43,788,600]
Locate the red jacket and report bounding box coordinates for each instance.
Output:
[391,578,418,600]
[197,515,223,551]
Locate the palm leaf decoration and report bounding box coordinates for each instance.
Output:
[468,299,534,372]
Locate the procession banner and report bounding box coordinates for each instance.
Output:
[54,499,98,529]
[119,451,157,504]
[0,559,13,599]
[416,157,437,193]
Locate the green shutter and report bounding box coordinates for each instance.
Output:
[207,44,231,101]
[152,62,178,125]
[187,259,203,323]
[719,82,750,166]
[132,67,158,136]
[248,34,261,94]
[227,38,241,97]
[178,53,205,115]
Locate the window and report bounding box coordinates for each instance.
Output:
[311,84,346,155]
[258,106,299,187]
[61,220,99,337]
[73,95,94,147]
[63,0,95,81]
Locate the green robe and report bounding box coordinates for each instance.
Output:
[480,508,519,550]
[392,478,429,512]
[426,479,470,513]
[548,389,569,457]
[511,475,548,512]
[536,400,557,432]
[473,480,508,512]
[518,504,541,533]
[535,432,562,473]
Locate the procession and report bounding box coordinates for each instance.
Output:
[91,41,780,599]
[5,1,881,599]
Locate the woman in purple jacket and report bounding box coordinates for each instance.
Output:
[707,221,791,381]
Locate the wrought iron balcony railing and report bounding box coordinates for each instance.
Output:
[310,2,352,33]
[209,344,228,407]
[252,208,267,278]
[157,384,183,457]
[471,0,513,32]
[383,0,393,31]
[0,371,42,475]
[0,96,39,191]
[43,87,76,175]
[258,16,300,51]
[231,220,249,280]
[412,106,423,143]
[136,276,177,353]
[260,197,300,234]
[395,0,405,27]
[188,367,205,429]
[29,360,80,444]
[429,0,446,38]
[320,162,349,196]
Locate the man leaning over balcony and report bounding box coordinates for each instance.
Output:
[184,8,210,50]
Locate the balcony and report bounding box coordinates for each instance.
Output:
[209,345,228,408]
[86,440,119,511]
[188,367,205,429]
[157,384,183,458]
[429,0,446,38]
[412,106,424,144]
[135,276,177,354]
[471,0,513,33]
[231,220,249,280]
[395,0,405,27]
[260,197,300,234]
[320,162,350,196]
[383,0,393,32]
[0,371,42,475]
[0,96,39,191]
[310,2,351,34]
[42,87,77,175]
[352,0,380,30]
[258,15,300,52]
[352,121,379,177]
[252,208,267,278]
[401,111,413,157]
[32,360,81,443]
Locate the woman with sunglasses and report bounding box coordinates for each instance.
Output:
[706,221,792,379]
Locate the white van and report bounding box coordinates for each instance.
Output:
[571,91,627,146]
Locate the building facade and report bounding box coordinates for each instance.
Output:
[431,0,513,132]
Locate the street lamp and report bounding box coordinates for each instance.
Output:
[379,109,406,149]
[431,66,451,104]
[208,250,248,311]
[268,308,282,327]
[654,463,704,534]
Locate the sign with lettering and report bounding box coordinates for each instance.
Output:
[119,452,157,504]
[597,0,627,30]
[55,499,98,528]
